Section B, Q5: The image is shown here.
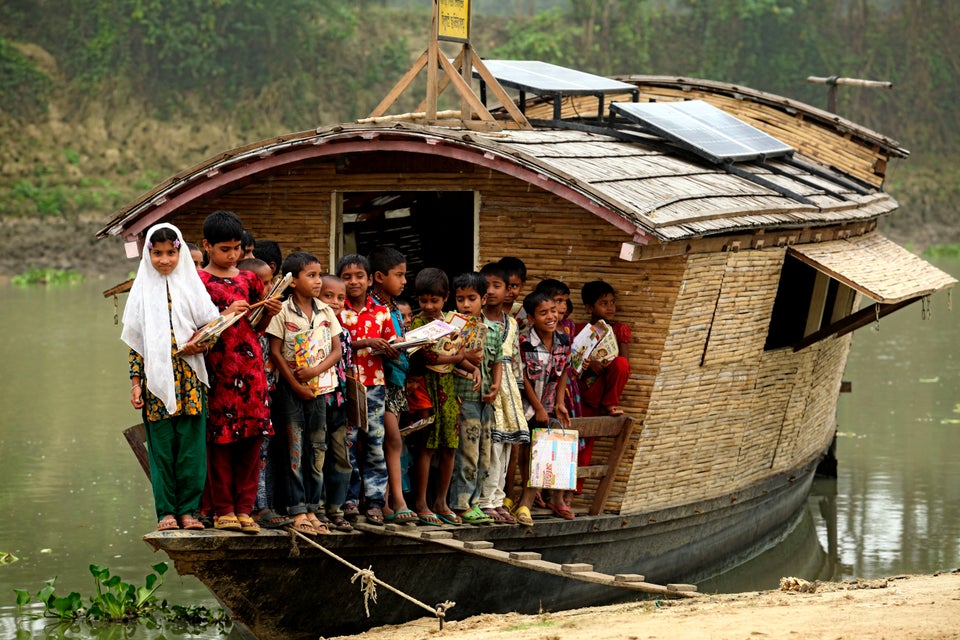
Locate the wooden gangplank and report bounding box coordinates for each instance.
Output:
[354,522,697,598]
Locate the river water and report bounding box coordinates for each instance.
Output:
[0,263,958,638]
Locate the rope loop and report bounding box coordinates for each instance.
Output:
[351,567,378,617]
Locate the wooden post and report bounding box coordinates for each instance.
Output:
[426,0,439,121]
[806,76,893,114]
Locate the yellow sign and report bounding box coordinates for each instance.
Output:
[437,0,470,43]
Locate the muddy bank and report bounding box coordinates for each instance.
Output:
[0,216,131,279]
[329,572,960,640]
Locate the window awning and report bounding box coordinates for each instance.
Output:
[788,233,956,304]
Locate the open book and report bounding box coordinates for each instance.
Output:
[570,319,619,374]
[388,318,458,351]
[175,312,244,356]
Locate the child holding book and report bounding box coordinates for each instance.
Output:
[515,290,572,527]
[337,253,397,525]
[319,274,355,531]
[199,210,282,534]
[449,272,502,524]
[578,280,630,417]
[367,247,416,522]
[267,252,342,536]
[123,223,222,531]
[409,268,477,526]
[477,262,525,524]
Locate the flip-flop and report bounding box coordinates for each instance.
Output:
[548,502,576,520]
[179,514,204,530]
[495,506,517,524]
[157,515,179,531]
[237,515,261,534]
[417,512,443,526]
[214,514,242,531]
[364,507,384,526]
[384,509,417,524]
[328,515,353,532]
[515,506,534,527]
[342,502,360,519]
[288,516,318,537]
[256,509,294,529]
[435,511,463,526]
[482,507,506,524]
[460,506,492,525]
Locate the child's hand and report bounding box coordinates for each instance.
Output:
[293,366,316,383]
[555,403,571,429]
[293,383,316,401]
[225,299,250,316]
[464,348,482,367]
[179,340,209,356]
[482,384,499,404]
[471,368,482,392]
[534,406,549,425]
[586,357,605,375]
[261,297,283,317]
[130,384,144,409]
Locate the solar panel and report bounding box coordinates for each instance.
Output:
[477,60,637,96]
[610,100,794,163]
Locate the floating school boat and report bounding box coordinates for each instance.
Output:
[102,47,955,640]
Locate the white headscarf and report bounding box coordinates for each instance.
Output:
[121,223,221,415]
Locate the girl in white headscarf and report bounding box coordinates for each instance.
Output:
[122,223,222,531]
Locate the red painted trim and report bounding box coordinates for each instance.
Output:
[123,134,646,241]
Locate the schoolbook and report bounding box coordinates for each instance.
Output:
[247,272,293,326]
[570,319,618,374]
[292,323,337,396]
[380,318,458,352]
[174,312,244,356]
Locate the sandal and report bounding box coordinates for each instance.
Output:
[364,507,384,526]
[495,506,517,524]
[417,511,443,527]
[548,502,576,520]
[255,509,294,529]
[342,502,360,520]
[436,511,463,526]
[502,497,517,514]
[461,506,492,525]
[482,507,506,524]
[515,506,534,527]
[384,509,417,524]
[306,512,330,534]
[534,491,548,509]
[289,514,318,537]
[237,514,260,534]
[328,515,353,532]
[179,514,204,530]
[214,514,242,531]
[157,515,179,531]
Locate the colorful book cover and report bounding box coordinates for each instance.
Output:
[528,428,579,490]
[292,323,337,396]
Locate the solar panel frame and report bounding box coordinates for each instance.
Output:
[476,60,638,96]
[610,100,794,163]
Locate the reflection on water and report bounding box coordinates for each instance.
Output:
[0,259,958,635]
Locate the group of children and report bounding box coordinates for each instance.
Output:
[122,210,630,534]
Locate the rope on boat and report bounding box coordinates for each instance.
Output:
[287,528,456,629]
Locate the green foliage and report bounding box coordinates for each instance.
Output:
[12,562,230,633]
[0,37,52,120]
[11,268,84,286]
[922,244,960,260]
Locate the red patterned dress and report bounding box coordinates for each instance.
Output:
[199,270,274,444]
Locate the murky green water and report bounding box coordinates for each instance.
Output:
[0,263,957,636]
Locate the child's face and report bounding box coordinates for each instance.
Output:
[252,264,274,287]
[455,287,483,316]
[203,239,242,270]
[587,292,617,322]
[504,274,523,307]
[293,262,323,298]
[530,300,559,335]
[417,294,446,320]
[553,293,570,319]
[397,303,413,329]
[320,279,346,314]
[339,263,371,302]
[244,244,255,259]
[190,248,203,269]
[149,240,180,276]
[375,263,407,298]
[484,275,506,309]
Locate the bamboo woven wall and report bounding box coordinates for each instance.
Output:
[621,248,846,514]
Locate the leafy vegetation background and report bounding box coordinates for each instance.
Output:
[0,0,956,254]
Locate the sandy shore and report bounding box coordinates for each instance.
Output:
[327,572,960,640]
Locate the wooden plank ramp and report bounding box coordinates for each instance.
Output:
[353,522,698,598]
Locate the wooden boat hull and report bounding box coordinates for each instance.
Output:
[146,457,818,640]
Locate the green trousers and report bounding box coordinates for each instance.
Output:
[146,410,207,520]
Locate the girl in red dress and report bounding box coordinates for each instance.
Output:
[200,210,282,533]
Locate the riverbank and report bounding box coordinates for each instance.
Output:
[330,572,960,640]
